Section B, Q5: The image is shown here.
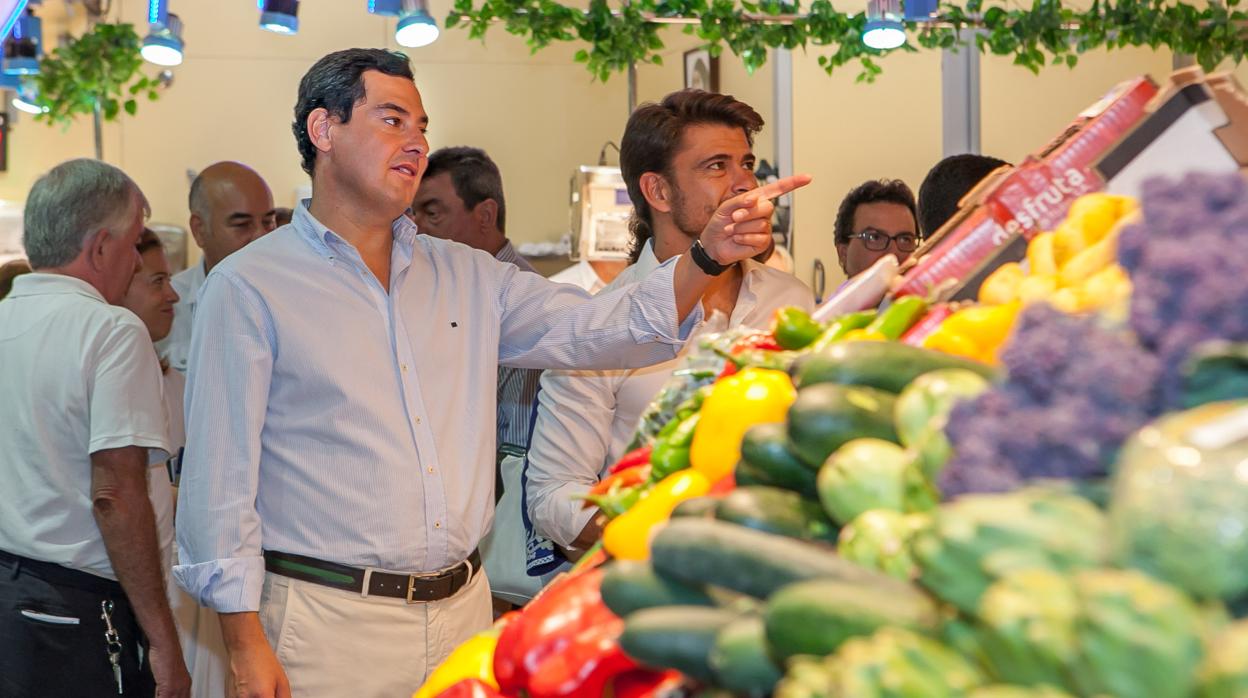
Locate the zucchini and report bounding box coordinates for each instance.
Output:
[763,577,941,663]
[619,606,739,683]
[787,383,898,467]
[600,560,715,618]
[792,341,999,393]
[714,486,836,542]
[738,422,820,496]
[651,518,881,599]
[709,615,783,697]
[671,495,721,519]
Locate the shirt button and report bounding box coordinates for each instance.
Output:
[427,466,434,474]
[401,363,409,372]
[434,521,442,528]
[415,416,422,424]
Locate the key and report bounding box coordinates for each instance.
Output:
[101,600,124,695]
[110,652,123,695]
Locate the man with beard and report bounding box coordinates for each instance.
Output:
[525,89,814,560]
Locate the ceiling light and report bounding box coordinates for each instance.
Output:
[395,0,438,48]
[903,0,937,22]
[260,0,299,35]
[368,0,402,15]
[12,82,44,114]
[0,1,30,43]
[863,0,906,50]
[3,6,39,75]
[142,2,184,67]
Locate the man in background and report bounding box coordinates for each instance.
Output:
[410,145,545,610]
[833,179,920,279]
[526,89,814,560]
[157,162,277,372]
[917,153,1010,237]
[0,159,189,697]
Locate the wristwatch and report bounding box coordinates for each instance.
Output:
[690,239,731,276]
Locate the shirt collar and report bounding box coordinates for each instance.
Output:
[494,240,522,265]
[292,199,417,261]
[6,272,106,304]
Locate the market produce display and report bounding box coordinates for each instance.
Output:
[416,171,1248,698]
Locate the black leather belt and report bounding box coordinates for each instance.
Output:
[263,549,481,603]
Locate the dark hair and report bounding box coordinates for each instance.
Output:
[834,179,918,244]
[620,89,764,262]
[293,48,415,176]
[274,207,294,227]
[917,153,1010,237]
[136,228,164,255]
[424,146,507,234]
[0,258,31,301]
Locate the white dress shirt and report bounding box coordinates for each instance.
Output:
[0,274,169,579]
[156,261,206,373]
[549,259,608,294]
[526,242,815,548]
[174,203,702,614]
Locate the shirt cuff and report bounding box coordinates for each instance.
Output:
[631,256,705,346]
[535,482,599,549]
[172,555,265,614]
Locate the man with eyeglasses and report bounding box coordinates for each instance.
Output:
[833,179,920,279]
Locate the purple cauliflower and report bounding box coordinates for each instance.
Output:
[1118,172,1248,405]
[939,305,1162,497]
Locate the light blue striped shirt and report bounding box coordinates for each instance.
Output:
[173,203,700,613]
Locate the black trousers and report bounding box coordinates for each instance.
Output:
[0,550,155,698]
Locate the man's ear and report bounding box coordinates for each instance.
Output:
[835,241,849,275]
[307,108,333,156]
[189,213,208,249]
[84,228,111,273]
[640,172,673,215]
[475,198,499,233]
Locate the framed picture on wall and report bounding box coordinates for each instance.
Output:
[683,48,719,93]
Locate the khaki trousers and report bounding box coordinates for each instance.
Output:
[258,567,493,697]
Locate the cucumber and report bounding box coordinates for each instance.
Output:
[787,383,898,467]
[651,518,884,599]
[709,615,783,697]
[600,560,715,618]
[671,495,721,519]
[714,486,836,542]
[792,341,1000,393]
[739,422,821,497]
[619,606,739,683]
[763,577,941,663]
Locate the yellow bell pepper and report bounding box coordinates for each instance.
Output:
[922,302,1021,365]
[602,470,710,560]
[412,627,501,698]
[978,262,1025,305]
[689,367,796,482]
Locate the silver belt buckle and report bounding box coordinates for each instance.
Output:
[405,569,444,604]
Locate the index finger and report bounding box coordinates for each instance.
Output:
[753,173,813,200]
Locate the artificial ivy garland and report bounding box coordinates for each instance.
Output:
[446,0,1247,82]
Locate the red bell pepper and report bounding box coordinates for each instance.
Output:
[608,669,686,698]
[431,679,507,698]
[583,465,652,507]
[492,568,617,694]
[608,445,655,474]
[708,472,736,495]
[526,616,637,698]
[731,331,783,353]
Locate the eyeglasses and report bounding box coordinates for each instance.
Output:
[848,228,920,252]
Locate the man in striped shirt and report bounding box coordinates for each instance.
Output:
[409,146,543,611]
